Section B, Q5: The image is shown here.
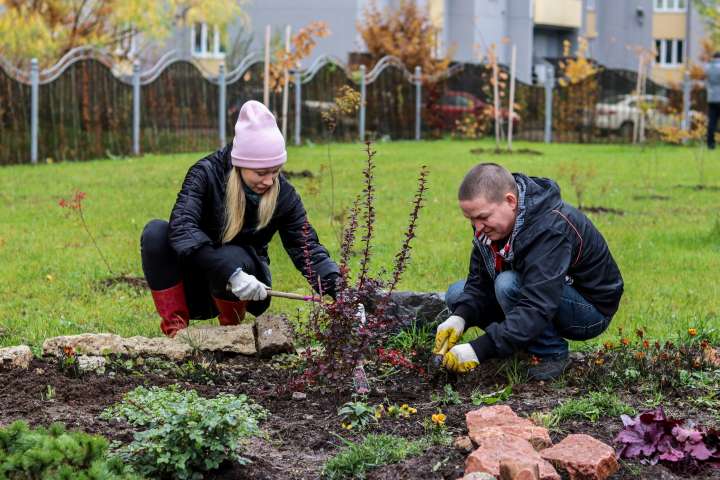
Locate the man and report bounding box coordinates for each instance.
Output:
[705,52,720,149]
[435,163,623,380]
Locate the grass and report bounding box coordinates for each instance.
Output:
[322,434,426,479]
[547,391,636,425]
[1,139,719,350]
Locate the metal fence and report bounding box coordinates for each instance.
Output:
[0,48,705,165]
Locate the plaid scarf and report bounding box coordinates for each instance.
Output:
[473,177,527,279]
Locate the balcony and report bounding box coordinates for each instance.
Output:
[534,0,582,29]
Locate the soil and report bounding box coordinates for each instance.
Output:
[99,274,148,291]
[674,184,720,192]
[632,195,671,201]
[579,206,626,216]
[1,354,718,480]
[283,170,316,179]
[470,148,544,156]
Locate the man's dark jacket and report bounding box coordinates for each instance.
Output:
[167,144,339,298]
[453,174,624,360]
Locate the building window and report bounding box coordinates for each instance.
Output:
[191,23,224,58]
[586,0,596,10]
[654,0,687,12]
[655,39,684,66]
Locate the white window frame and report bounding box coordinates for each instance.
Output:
[191,23,225,59]
[654,0,687,12]
[655,38,684,67]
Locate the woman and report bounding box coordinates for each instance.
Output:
[141,100,339,337]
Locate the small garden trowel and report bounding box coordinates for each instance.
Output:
[428,337,449,378]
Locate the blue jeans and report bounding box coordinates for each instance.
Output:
[445,271,610,358]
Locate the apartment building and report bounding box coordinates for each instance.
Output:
[165,0,705,86]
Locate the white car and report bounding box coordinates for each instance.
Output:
[594,94,693,138]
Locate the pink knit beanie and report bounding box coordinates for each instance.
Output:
[230,100,287,168]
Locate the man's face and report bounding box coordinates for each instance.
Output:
[459,193,518,241]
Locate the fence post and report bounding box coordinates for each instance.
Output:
[132,61,140,156]
[359,65,366,142]
[218,63,226,148]
[294,70,302,146]
[414,66,422,140]
[681,70,691,132]
[544,67,554,144]
[30,58,39,164]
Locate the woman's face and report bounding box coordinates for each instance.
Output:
[240,167,281,194]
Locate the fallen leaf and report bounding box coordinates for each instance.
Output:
[46,274,54,282]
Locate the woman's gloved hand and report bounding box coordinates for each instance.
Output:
[228,269,268,301]
[442,343,479,373]
[433,315,466,354]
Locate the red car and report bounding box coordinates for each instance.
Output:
[434,90,520,131]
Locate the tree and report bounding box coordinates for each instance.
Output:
[695,0,720,48]
[0,0,247,68]
[356,0,452,77]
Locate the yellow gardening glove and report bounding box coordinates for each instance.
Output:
[433,315,466,354]
[442,344,479,373]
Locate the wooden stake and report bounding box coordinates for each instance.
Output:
[263,25,271,107]
[281,25,291,140]
[508,44,517,151]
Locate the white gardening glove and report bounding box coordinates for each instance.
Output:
[433,315,466,355]
[442,343,480,373]
[228,269,268,301]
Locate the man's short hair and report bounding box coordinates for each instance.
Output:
[714,51,720,59]
[458,163,517,203]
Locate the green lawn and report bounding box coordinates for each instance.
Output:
[1,140,719,351]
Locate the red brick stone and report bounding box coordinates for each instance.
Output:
[500,460,541,480]
[539,434,619,480]
[454,435,475,453]
[465,432,560,480]
[466,405,552,450]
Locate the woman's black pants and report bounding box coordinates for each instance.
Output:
[140,219,271,319]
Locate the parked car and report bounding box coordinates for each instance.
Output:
[434,90,520,131]
[594,94,702,139]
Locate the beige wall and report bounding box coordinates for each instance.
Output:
[652,13,686,38]
[586,11,597,38]
[651,65,684,85]
[534,0,582,28]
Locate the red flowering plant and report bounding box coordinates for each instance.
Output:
[615,406,720,473]
[58,190,113,275]
[296,142,429,392]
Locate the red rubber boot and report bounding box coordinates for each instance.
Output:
[150,283,190,337]
[212,297,247,326]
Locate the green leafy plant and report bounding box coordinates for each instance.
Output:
[101,385,267,480]
[582,326,720,391]
[471,385,512,406]
[322,434,425,479]
[0,420,137,479]
[338,400,377,431]
[431,384,462,406]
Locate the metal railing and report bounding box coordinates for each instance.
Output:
[0,47,703,165]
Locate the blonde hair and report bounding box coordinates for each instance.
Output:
[221,168,280,243]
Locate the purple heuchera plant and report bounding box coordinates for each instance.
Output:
[615,406,720,470]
